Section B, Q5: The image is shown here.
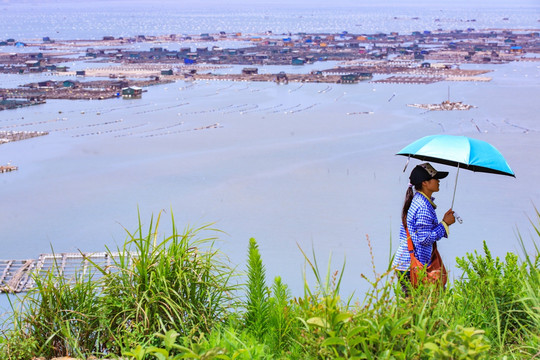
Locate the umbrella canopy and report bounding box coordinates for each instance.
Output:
[397,135,515,177]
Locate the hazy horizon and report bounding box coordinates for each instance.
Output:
[2,0,539,9]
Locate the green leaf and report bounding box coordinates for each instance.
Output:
[321,336,347,347]
[123,345,147,360]
[423,342,440,352]
[349,336,365,348]
[231,349,248,359]
[307,317,328,328]
[334,311,353,324]
[151,353,168,360]
[347,325,367,338]
[156,329,181,351]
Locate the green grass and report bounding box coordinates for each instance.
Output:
[93,211,236,351]
[0,209,538,359]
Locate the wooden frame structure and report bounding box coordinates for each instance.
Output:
[0,252,130,293]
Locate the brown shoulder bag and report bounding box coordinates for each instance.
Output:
[406,227,447,287]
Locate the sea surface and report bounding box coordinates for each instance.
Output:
[1,1,540,40]
[0,2,539,311]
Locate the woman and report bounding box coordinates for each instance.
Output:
[392,163,456,291]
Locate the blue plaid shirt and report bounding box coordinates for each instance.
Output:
[393,192,448,271]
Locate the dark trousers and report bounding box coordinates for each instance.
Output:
[397,270,411,297]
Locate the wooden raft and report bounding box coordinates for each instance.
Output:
[0,252,129,293]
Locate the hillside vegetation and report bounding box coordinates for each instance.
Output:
[1,210,538,360]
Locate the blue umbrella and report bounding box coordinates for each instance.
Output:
[397,134,515,212]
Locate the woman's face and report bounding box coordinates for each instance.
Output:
[423,178,440,193]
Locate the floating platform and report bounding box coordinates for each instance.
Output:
[372,75,444,84]
[407,100,476,111]
[0,252,130,293]
[0,164,17,173]
[0,98,45,111]
[0,130,49,144]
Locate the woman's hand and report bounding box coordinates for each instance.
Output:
[443,209,456,225]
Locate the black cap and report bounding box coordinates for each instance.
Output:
[409,163,448,186]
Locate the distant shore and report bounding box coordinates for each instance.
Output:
[1,28,537,105]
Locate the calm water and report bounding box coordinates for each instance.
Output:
[0,2,539,310]
[1,2,539,40]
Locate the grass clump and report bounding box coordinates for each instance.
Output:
[95,212,235,352]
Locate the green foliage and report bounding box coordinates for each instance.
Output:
[447,209,540,358]
[19,257,105,358]
[296,236,492,360]
[188,324,270,360]
[94,211,236,351]
[2,210,540,360]
[123,345,149,360]
[244,238,270,341]
[512,208,540,357]
[452,241,529,349]
[0,328,38,360]
[241,239,300,356]
[123,325,271,360]
[120,212,540,359]
[317,273,452,359]
[296,244,351,332]
[0,211,235,358]
[295,245,354,359]
[267,276,297,354]
[423,326,491,360]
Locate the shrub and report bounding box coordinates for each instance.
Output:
[452,241,529,349]
[423,326,491,360]
[267,276,297,354]
[0,328,38,360]
[243,238,270,341]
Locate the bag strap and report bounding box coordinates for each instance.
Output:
[405,227,418,261]
[407,226,438,265]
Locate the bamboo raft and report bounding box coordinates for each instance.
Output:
[371,75,444,84]
[0,164,17,173]
[407,100,476,111]
[0,252,129,293]
[0,131,49,143]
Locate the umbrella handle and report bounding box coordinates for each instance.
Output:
[403,156,410,173]
[450,165,463,224]
[451,164,460,209]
